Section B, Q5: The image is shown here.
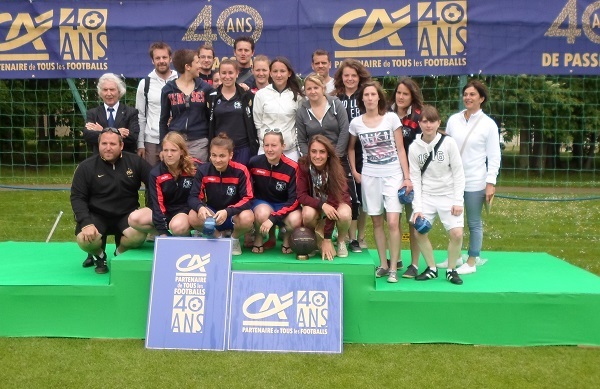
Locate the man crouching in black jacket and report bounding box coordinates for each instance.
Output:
[71,128,152,274]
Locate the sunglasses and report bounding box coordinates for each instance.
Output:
[101,127,122,138]
[265,128,282,134]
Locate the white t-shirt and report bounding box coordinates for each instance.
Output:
[349,112,402,177]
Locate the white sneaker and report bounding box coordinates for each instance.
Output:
[456,262,477,275]
[358,238,368,249]
[337,242,348,258]
[231,238,242,256]
[436,257,464,269]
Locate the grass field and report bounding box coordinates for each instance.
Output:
[0,189,599,387]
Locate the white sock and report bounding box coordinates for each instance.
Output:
[429,266,437,271]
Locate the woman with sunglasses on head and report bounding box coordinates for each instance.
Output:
[207,59,258,166]
[389,77,424,279]
[348,81,412,283]
[248,130,302,254]
[253,56,304,162]
[188,133,255,256]
[159,49,214,162]
[438,79,501,275]
[332,59,372,253]
[128,132,200,237]
[297,135,352,261]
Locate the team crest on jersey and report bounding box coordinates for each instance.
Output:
[182,178,192,189]
[402,127,411,138]
[234,101,242,109]
[216,99,222,105]
[126,168,133,178]
[226,185,236,196]
[275,181,286,191]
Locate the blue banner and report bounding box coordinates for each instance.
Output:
[146,237,232,351]
[227,272,343,353]
[1,1,599,78]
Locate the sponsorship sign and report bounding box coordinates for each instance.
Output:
[227,272,343,353]
[1,1,598,77]
[146,237,232,351]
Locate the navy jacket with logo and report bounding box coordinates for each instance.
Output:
[248,154,299,225]
[188,160,253,218]
[148,160,201,235]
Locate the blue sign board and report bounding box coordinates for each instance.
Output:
[146,237,232,351]
[227,272,343,353]
[1,1,600,78]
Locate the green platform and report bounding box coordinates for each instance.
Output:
[1,241,599,346]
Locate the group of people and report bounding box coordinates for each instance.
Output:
[72,38,501,286]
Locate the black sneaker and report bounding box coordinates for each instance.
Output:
[348,240,362,253]
[94,252,108,274]
[386,259,403,269]
[82,254,94,268]
[446,269,463,285]
[402,265,419,278]
[416,267,438,281]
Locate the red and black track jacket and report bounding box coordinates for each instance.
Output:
[248,154,299,225]
[148,160,201,235]
[188,160,253,218]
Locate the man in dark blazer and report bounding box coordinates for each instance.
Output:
[84,73,139,154]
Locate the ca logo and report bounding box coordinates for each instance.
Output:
[0,11,53,60]
[176,253,210,273]
[242,292,294,324]
[333,6,410,55]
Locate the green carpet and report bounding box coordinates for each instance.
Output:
[1,241,599,346]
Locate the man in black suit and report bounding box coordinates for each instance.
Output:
[84,73,139,154]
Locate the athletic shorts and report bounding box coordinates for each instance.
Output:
[75,212,129,237]
[206,206,235,231]
[361,173,403,215]
[412,194,464,231]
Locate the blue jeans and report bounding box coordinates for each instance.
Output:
[464,190,485,257]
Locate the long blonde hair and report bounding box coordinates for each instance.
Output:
[162,132,196,176]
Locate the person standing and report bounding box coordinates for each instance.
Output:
[84,73,139,154]
[409,105,465,285]
[348,81,412,283]
[234,36,256,91]
[438,79,501,275]
[136,42,178,166]
[388,77,424,279]
[333,59,372,252]
[251,54,270,93]
[159,49,214,161]
[198,45,216,85]
[207,59,258,166]
[310,49,334,94]
[71,128,151,274]
[253,57,304,161]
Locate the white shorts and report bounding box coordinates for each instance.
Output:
[412,194,464,231]
[361,173,403,215]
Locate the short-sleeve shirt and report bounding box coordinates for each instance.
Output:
[349,112,402,177]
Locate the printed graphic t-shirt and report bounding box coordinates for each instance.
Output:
[349,112,402,178]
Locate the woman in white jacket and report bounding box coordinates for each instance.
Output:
[253,57,304,162]
[440,80,501,275]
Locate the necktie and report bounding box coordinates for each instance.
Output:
[107,107,115,128]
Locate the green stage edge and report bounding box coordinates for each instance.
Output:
[1,241,599,346]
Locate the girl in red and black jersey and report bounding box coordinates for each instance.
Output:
[188,133,254,255]
[129,132,199,237]
[389,77,424,279]
[248,130,302,254]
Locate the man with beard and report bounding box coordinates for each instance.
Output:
[198,44,216,86]
[71,128,152,274]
